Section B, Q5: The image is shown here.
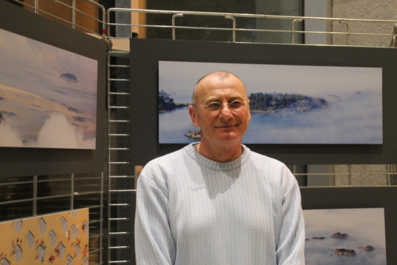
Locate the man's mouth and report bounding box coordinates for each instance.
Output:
[215,124,237,129]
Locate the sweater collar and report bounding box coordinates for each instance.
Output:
[184,142,251,171]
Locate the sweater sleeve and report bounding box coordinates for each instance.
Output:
[276,168,306,265]
[134,168,175,265]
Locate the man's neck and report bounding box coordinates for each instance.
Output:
[196,141,243,162]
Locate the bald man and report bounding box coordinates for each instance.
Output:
[135,71,305,265]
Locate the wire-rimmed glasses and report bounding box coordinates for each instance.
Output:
[194,100,249,112]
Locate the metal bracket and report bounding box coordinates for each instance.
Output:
[391,23,397,47]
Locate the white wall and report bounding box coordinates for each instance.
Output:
[332,0,397,47]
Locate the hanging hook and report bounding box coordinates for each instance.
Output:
[292,19,303,44]
[390,23,397,47]
[338,21,350,45]
[172,13,184,40]
[225,15,236,43]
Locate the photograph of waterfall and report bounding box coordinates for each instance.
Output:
[0,28,98,149]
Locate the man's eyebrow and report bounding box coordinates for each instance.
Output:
[204,94,245,101]
[203,97,221,102]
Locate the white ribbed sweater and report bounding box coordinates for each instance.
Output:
[135,143,305,265]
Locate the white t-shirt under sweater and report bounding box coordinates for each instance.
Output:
[135,143,305,265]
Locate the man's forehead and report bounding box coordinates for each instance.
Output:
[199,75,244,90]
[209,71,231,81]
[199,71,233,83]
[202,73,235,84]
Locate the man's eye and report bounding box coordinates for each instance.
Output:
[207,102,221,110]
[229,100,242,108]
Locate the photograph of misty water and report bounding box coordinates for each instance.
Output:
[0,28,98,149]
[303,208,387,265]
[158,60,383,144]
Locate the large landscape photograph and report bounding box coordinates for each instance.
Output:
[158,60,383,144]
[303,208,387,265]
[0,28,98,149]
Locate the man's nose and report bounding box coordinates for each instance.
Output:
[219,102,233,117]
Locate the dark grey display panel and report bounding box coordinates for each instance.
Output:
[130,38,397,166]
[0,1,107,176]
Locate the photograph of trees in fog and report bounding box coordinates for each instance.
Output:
[158,60,382,144]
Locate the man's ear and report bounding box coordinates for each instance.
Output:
[188,105,200,127]
[247,100,251,120]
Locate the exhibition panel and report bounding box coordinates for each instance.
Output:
[130,38,397,166]
[0,0,108,176]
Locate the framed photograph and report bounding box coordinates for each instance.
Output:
[304,208,386,265]
[159,61,382,144]
[0,27,98,149]
[301,187,397,265]
[130,38,397,166]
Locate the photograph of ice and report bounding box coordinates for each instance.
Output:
[158,60,383,144]
[304,208,387,265]
[0,28,98,149]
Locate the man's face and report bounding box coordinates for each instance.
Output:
[189,74,251,146]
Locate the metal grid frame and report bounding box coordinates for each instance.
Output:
[106,7,397,46]
[107,48,134,264]
[12,0,107,36]
[0,173,105,264]
[3,2,397,265]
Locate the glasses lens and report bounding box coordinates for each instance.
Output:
[207,102,222,111]
[229,100,243,109]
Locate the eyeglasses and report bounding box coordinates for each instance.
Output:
[194,100,249,112]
